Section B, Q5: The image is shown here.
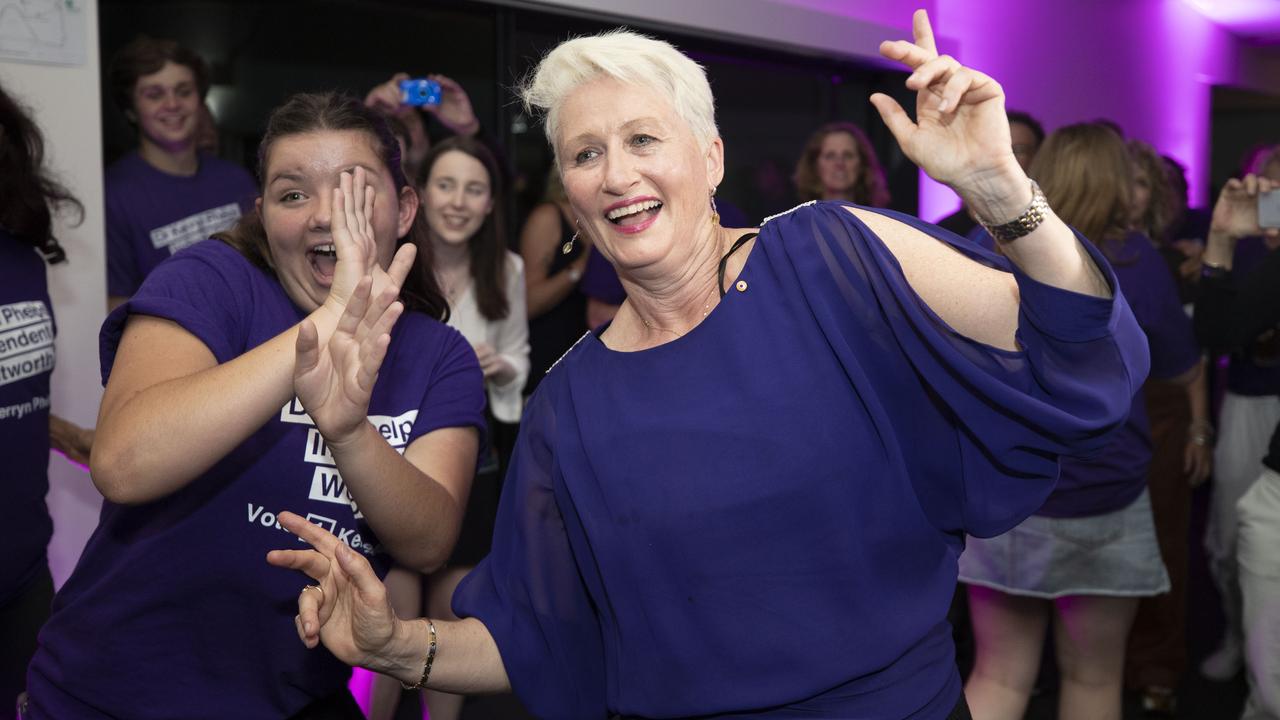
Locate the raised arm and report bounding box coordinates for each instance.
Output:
[870,10,1109,300]
[268,511,511,694]
[521,202,590,319]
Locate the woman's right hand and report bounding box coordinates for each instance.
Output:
[324,168,417,316]
[267,511,402,667]
[1211,174,1278,241]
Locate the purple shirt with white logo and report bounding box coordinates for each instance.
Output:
[105,151,257,298]
[0,231,56,604]
[27,240,485,719]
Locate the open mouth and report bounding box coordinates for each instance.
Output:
[308,244,337,284]
[606,199,663,227]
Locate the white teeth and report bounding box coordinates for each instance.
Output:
[607,199,662,221]
[312,244,336,255]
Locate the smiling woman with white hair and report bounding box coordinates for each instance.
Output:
[269,12,1150,719]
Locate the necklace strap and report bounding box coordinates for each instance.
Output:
[717,232,758,298]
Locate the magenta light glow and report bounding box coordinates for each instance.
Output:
[915,0,1241,221]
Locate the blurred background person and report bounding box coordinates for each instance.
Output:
[1123,137,1213,716]
[960,122,1202,720]
[371,135,528,720]
[792,120,890,206]
[1196,171,1280,720]
[104,36,256,310]
[1199,144,1280,684]
[0,82,90,720]
[520,168,591,397]
[364,72,483,184]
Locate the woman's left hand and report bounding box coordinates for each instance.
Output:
[422,74,480,137]
[295,275,405,449]
[870,11,1022,198]
[474,342,515,385]
[1184,440,1212,488]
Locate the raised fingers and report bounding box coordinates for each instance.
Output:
[277,510,341,554]
[385,243,417,290]
[912,8,938,55]
[337,276,374,338]
[879,39,934,71]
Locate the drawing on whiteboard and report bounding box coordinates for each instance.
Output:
[0,0,86,66]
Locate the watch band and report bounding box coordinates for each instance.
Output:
[980,180,1050,243]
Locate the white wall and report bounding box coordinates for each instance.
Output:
[0,0,105,587]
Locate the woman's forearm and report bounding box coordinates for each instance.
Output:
[959,162,1111,299]
[92,307,341,504]
[527,266,580,319]
[328,423,473,573]
[375,617,510,695]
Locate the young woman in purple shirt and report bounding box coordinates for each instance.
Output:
[24,94,485,719]
[0,82,93,720]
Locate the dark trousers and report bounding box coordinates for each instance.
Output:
[1126,379,1192,689]
[2,565,53,720]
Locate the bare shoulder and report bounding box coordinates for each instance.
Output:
[842,206,1021,351]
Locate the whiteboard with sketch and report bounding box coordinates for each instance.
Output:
[0,0,87,66]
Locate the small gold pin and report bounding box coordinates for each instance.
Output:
[736,280,748,292]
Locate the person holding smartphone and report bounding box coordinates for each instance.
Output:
[1196,173,1280,717]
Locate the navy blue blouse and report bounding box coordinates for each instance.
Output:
[454,201,1149,719]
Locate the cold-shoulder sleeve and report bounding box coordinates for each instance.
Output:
[451,380,605,719]
[765,202,1150,537]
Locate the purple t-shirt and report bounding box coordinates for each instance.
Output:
[0,232,55,604]
[27,240,485,720]
[1038,232,1199,517]
[105,151,257,298]
[1226,235,1280,396]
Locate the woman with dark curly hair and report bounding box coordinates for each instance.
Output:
[793,120,890,206]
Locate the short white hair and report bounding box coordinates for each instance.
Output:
[518,29,719,157]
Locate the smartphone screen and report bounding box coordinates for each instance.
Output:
[1260,189,1280,229]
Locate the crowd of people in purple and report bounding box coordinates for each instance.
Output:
[2,8,1279,720]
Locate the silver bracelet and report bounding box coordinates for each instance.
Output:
[979,180,1049,242]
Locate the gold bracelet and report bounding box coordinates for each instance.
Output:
[401,619,438,690]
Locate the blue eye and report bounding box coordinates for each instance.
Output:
[632,134,655,146]
[574,148,598,164]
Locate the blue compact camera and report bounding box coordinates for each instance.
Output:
[399,78,442,107]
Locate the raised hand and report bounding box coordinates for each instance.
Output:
[267,511,401,667]
[296,275,404,448]
[422,74,480,136]
[473,342,515,385]
[1211,174,1279,240]
[869,10,1018,193]
[325,167,417,315]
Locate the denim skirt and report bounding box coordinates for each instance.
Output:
[958,489,1170,598]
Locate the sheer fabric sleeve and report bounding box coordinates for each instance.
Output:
[767,202,1150,537]
[451,381,606,719]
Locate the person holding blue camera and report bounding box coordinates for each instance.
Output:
[364,73,483,184]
